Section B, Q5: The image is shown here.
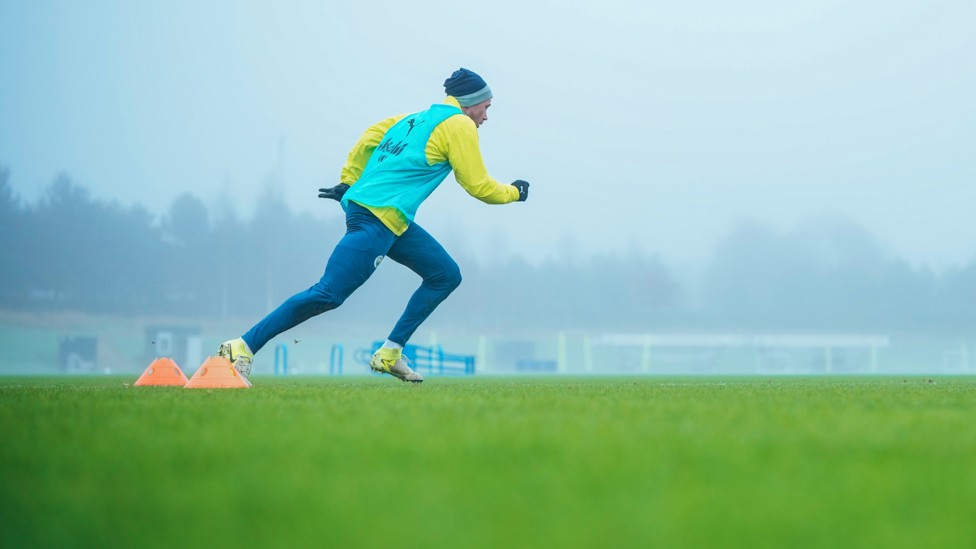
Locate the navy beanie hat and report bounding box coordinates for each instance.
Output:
[444,68,493,107]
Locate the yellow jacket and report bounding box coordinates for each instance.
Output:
[339,96,520,235]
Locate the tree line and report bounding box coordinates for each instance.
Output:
[1,168,973,334]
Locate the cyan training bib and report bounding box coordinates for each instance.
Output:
[341,103,463,223]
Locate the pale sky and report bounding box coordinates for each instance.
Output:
[2,0,974,271]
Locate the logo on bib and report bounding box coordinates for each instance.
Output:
[406,118,424,137]
[374,255,384,268]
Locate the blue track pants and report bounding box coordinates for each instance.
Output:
[242,202,462,353]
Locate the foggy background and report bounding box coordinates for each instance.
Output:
[1,1,974,375]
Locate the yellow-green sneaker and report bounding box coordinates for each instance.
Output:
[218,338,254,377]
[369,348,423,383]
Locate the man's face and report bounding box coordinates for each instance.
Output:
[462,99,491,128]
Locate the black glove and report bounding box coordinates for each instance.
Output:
[318,183,350,201]
[511,180,530,202]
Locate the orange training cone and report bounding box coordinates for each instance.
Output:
[184,356,252,389]
[135,357,189,386]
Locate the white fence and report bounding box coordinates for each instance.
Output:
[585,333,892,375]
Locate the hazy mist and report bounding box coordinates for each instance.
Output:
[1,2,975,375]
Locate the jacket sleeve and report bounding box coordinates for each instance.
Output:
[339,114,406,184]
[434,115,520,204]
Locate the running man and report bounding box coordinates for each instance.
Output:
[218,68,530,382]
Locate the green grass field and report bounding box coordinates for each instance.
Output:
[2,375,975,548]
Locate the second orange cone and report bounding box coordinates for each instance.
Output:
[185,356,252,389]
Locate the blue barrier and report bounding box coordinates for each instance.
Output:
[274,344,288,376]
[361,341,475,376]
[330,344,344,376]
